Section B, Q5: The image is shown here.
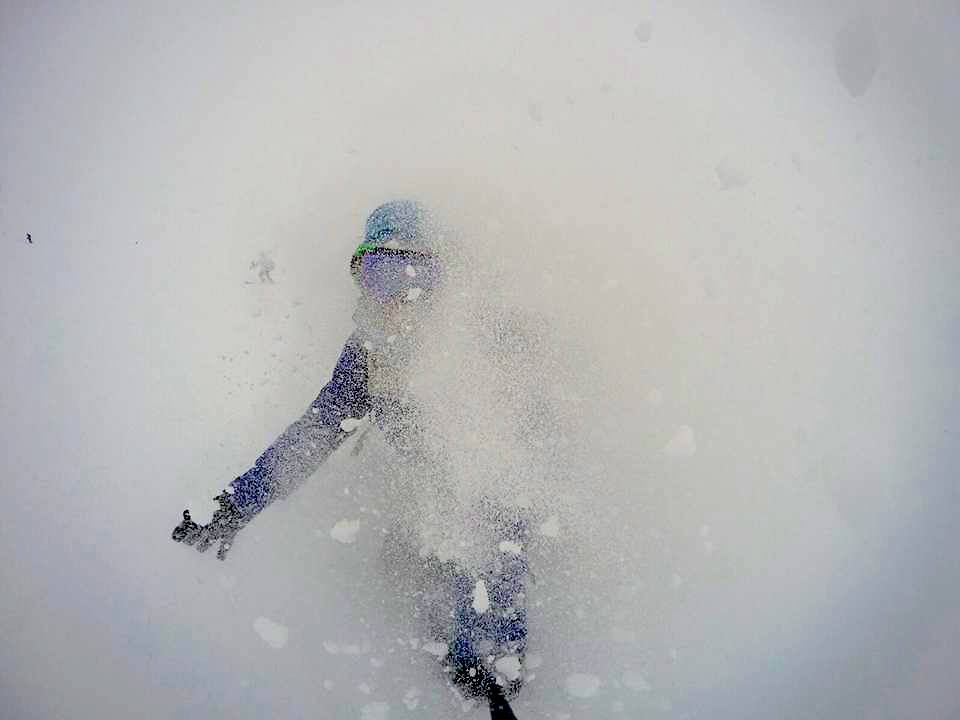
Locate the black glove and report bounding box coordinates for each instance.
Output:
[172,491,249,560]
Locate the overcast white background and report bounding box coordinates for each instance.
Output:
[2,1,959,719]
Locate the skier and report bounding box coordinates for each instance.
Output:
[249,251,275,283]
[172,200,529,719]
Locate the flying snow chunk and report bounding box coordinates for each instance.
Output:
[185,493,219,525]
[404,264,417,278]
[340,417,364,432]
[360,701,390,720]
[834,15,878,97]
[634,21,652,42]
[495,656,523,682]
[565,673,602,698]
[253,617,289,649]
[664,426,696,457]
[421,641,448,657]
[472,579,490,614]
[539,515,561,538]
[499,540,523,555]
[406,287,423,302]
[330,519,361,544]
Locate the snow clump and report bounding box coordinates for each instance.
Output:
[340,416,365,432]
[252,617,289,649]
[495,655,523,682]
[499,540,523,554]
[472,578,490,613]
[329,519,361,544]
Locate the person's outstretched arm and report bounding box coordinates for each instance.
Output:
[229,337,370,514]
[172,335,370,559]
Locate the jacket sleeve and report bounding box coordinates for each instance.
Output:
[228,336,370,516]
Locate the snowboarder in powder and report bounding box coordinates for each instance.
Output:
[173,200,534,719]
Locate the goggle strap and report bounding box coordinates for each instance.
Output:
[351,244,434,279]
[350,242,379,278]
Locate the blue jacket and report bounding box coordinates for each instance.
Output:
[229,306,547,517]
[230,201,445,515]
[229,337,372,515]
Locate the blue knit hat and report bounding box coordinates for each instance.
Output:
[363,200,435,252]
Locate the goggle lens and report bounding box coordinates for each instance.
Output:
[353,247,441,304]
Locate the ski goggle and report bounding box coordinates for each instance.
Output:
[350,243,442,304]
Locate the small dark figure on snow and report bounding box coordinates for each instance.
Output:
[250,252,275,283]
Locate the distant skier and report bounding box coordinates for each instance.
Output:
[250,251,275,283]
[26,233,32,244]
[173,201,534,719]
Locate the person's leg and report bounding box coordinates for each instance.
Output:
[447,514,529,700]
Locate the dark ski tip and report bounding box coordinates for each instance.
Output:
[487,683,519,720]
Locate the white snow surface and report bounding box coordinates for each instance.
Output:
[539,515,561,538]
[402,687,421,711]
[2,4,959,720]
[339,416,365,432]
[359,701,390,720]
[565,673,602,698]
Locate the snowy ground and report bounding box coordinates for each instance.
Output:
[2,2,960,719]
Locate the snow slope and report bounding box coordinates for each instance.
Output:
[2,2,959,719]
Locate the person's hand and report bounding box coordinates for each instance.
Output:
[172,491,249,560]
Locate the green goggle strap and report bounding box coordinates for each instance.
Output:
[350,242,379,280]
